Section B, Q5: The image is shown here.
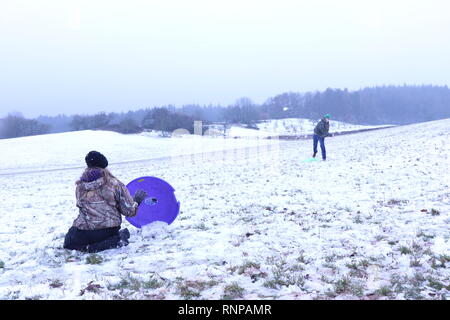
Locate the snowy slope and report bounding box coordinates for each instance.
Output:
[227,118,392,138]
[0,118,389,175]
[0,119,449,300]
[0,130,276,175]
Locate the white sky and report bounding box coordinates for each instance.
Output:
[0,0,449,117]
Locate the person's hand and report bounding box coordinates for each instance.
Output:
[133,189,147,205]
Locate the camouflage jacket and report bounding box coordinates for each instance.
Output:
[73,176,138,230]
[314,119,330,138]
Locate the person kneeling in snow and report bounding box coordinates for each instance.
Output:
[63,151,147,253]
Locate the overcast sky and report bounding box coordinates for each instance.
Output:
[1,0,449,118]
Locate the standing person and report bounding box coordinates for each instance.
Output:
[63,151,147,253]
[312,114,333,161]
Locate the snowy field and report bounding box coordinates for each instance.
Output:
[0,118,387,175]
[0,119,449,300]
[227,118,392,138]
[0,130,277,175]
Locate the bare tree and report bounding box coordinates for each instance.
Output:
[91,112,111,128]
[0,114,50,139]
[118,117,141,133]
[70,115,86,131]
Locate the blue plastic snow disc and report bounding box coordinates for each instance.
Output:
[125,176,180,228]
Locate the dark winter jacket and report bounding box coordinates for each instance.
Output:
[73,168,138,230]
[314,119,331,138]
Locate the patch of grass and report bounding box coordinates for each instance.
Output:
[350,282,365,297]
[108,273,142,291]
[334,277,351,294]
[398,246,413,255]
[323,253,347,270]
[325,290,337,298]
[263,259,305,289]
[387,199,408,206]
[417,231,435,240]
[80,281,102,296]
[438,254,450,265]
[176,281,201,300]
[343,206,352,212]
[290,264,305,272]
[346,260,369,278]
[25,295,44,300]
[346,262,359,270]
[404,286,425,300]
[177,284,201,299]
[410,255,422,267]
[205,280,219,288]
[65,254,81,263]
[376,285,393,297]
[238,216,254,223]
[194,222,208,231]
[264,274,305,289]
[7,291,20,300]
[227,265,239,273]
[263,257,305,289]
[390,274,407,293]
[430,258,441,269]
[143,276,165,290]
[60,249,83,263]
[430,208,440,216]
[330,276,365,297]
[322,262,338,271]
[427,277,449,291]
[296,251,309,264]
[320,275,333,284]
[325,254,338,263]
[353,215,363,224]
[430,254,450,269]
[222,283,245,300]
[359,260,369,268]
[411,241,423,253]
[49,279,64,288]
[237,260,268,282]
[86,254,103,265]
[398,241,427,267]
[175,279,218,300]
[390,273,427,300]
[237,261,260,275]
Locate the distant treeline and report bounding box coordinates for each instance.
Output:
[1,85,449,139]
[0,113,51,139]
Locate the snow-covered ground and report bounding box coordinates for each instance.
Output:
[0,130,277,175]
[0,118,387,175]
[0,119,449,300]
[226,118,392,138]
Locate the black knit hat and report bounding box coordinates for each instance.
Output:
[85,151,108,168]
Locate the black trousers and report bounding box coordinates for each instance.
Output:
[63,226,121,253]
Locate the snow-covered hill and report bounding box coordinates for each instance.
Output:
[0,130,276,175]
[0,119,448,300]
[0,118,389,175]
[226,118,392,138]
